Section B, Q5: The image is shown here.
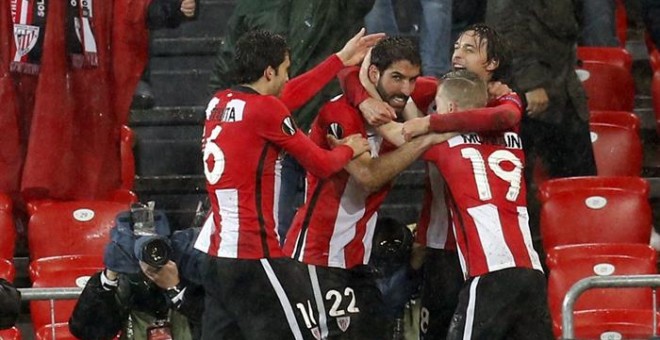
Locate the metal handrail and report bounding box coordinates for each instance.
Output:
[561,274,660,339]
[17,287,82,301]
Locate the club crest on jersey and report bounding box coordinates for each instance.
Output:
[327,122,344,139]
[281,116,297,136]
[13,24,40,57]
[337,316,351,332]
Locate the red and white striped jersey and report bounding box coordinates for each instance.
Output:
[283,95,396,269]
[415,163,455,250]
[423,126,543,278]
[195,87,353,259]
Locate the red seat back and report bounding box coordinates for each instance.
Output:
[573,309,660,340]
[539,177,652,251]
[577,46,632,71]
[589,111,643,176]
[0,258,15,282]
[35,323,80,340]
[578,61,635,112]
[28,201,129,260]
[30,262,102,331]
[0,327,21,340]
[0,193,15,261]
[547,243,657,336]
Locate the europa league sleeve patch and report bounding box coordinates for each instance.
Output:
[281,116,297,136]
[327,122,344,139]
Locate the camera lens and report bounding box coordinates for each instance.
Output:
[138,237,172,268]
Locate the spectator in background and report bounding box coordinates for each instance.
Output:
[641,0,660,49]
[0,279,20,330]
[132,0,197,109]
[208,0,378,244]
[364,0,453,78]
[580,0,620,46]
[486,0,597,262]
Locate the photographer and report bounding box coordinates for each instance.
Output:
[0,279,20,330]
[69,203,204,340]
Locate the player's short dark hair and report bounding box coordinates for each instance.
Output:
[370,36,421,73]
[460,23,512,82]
[233,30,290,84]
[440,69,488,109]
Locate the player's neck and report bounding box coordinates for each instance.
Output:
[242,79,272,96]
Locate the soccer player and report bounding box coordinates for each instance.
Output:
[418,70,552,339]
[282,36,452,339]
[194,29,381,339]
[340,23,524,339]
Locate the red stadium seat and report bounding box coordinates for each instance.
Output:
[653,71,660,136]
[30,263,101,331]
[616,0,627,47]
[577,61,635,112]
[35,323,79,340]
[0,258,15,282]
[589,111,643,176]
[539,176,652,251]
[0,327,21,340]
[29,255,103,283]
[577,46,632,71]
[650,49,660,72]
[572,309,660,340]
[546,243,658,336]
[0,193,15,261]
[28,200,129,261]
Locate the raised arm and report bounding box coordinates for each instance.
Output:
[280,28,385,112]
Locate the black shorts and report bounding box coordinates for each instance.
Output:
[200,256,382,340]
[311,265,386,340]
[446,267,553,340]
[419,249,464,340]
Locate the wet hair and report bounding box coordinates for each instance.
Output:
[370,36,421,73]
[233,30,290,84]
[439,69,488,109]
[459,23,512,82]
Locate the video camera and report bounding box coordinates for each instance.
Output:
[104,202,173,274]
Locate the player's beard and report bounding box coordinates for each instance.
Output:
[376,81,408,117]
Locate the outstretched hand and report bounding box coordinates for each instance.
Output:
[327,133,370,159]
[336,28,386,67]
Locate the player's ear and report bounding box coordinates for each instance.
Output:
[264,66,275,81]
[486,58,499,73]
[447,101,456,113]
[368,64,380,84]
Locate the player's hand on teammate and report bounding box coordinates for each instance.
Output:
[525,87,549,116]
[359,98,396,126]
[327,134,371,159]
[401,116,430,142]
[487,81,512,99]
[336,28,386,67]
[180,0,196,18]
